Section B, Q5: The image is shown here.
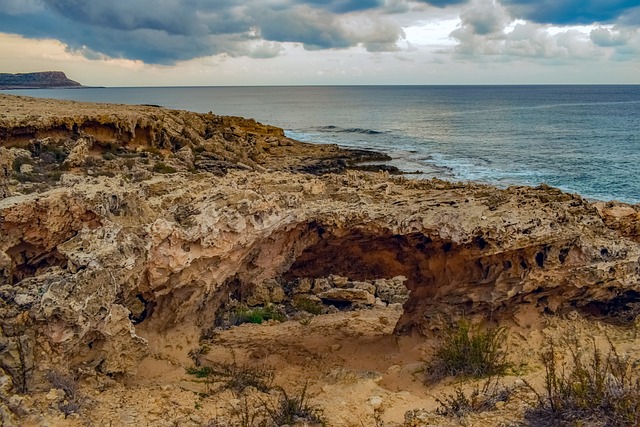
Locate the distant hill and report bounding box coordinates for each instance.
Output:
[0,71,82,89]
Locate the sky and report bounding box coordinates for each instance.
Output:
[0,0,639,86]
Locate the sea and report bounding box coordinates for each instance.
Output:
[3,85,639,204]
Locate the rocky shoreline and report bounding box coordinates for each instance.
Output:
[1,94,640,426]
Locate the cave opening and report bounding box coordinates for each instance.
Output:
[6,242,68,284]
[280,227,500,333]
[277,223,563,333]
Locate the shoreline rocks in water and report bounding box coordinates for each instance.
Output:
[1,93,640,426]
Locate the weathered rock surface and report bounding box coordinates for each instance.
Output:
[0,94,639,423]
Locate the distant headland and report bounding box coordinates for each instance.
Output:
[0,71,82,89]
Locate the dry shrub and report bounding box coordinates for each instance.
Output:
[435,376,513,418]
[525,336,640,426]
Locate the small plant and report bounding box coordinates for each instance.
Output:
[230,394,267,427]
[188,344,211,365]
[40,145,69,163]
[152,162,177,174]
[186,366,214,378]
[294,297,324,315]
[525,337,640,426]
[435,376,512,418]
[265,382,326,426]
[232,304,286,326]
[299,316,313,326]
[186,352,274,396]
[426,319,509,383]
[45,370,84,418]
[12,156,34,173]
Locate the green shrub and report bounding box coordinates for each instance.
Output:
[152,162,177,174]
[294,297,324,315]
[12,156,34,173]
[186,366,214,379]
[426,319,509,382]
[525,337,640,426]
[186,356,274,396]
[233,304,286,325]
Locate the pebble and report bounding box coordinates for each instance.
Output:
[368,396,383,410]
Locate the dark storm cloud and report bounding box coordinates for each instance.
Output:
[414,0,470,7]
[500,0,640,25]
[0,0,403,63]
[1,0,639,65]
[259,7,354,49]
[300,0,384,13]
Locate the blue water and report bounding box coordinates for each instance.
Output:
[3,85,639,204]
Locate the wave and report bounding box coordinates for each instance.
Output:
[312,125,387,135]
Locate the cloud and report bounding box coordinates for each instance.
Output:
[0,0,44,14]
[459,0,511,35]
[300,0,385,13]
[447,0,602,61]
[1,0,639,68]
[501,0,640,25]
[0,0,404,64]
[415,0,469,7]
[590,26,640,60]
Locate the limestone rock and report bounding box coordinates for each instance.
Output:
[62,138,90,168]
[246,279,285,306]
[312,278,332,295]
[353,281,376,295]
[18,164,32,174]
[292,278,312,294]
[318,288,375,305]
[374,276,409,304]
[0,94,639,423]
[330,275,349,288]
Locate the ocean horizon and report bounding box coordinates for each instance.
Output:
[3,84,639,204]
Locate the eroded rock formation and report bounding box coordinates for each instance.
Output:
[0,94,639,423]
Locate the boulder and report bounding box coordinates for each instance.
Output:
[318,288,375,305]
[374,276,409,304]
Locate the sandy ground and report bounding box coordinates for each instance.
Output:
[19,303,640,427]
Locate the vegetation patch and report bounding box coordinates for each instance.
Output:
[293,296,324,315]
[525,337,640,427]
[152,161,177,174]
[266,382,326,426]
[231,304,286,326]
[45,370,84,418]
[426,319,509,383]
[186,355,274,395]
[435,377,513,418]
[12,156,34,173]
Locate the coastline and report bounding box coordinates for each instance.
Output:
[1,94,640,426]
[5,85,639,205]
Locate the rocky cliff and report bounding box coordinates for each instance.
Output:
[0,72,81,90]
[0,94,639,425]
